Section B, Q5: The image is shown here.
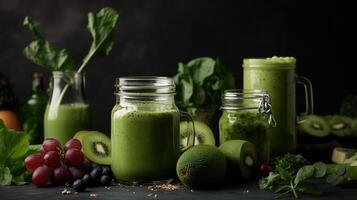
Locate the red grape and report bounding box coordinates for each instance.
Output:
[78,159,92,173]
[25,155,44,173]
[44,151,61,168]
[64,139,82,151]
[53,165,72,185]
[32,165,52,187]
[69,166,84,180]
[42,139,62,153]
[65,148,85,166]
[259,163,273,177]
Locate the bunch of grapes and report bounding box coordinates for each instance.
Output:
[24,138,113,192]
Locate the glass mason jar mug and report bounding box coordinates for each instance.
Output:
[44,71,91,145]
[111,77,195,184]
[219,89,276,164]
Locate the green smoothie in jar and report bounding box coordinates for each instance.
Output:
[111,77,193,184]
[243,57,313,157]
[219,90,275,164]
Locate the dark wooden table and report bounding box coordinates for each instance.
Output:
[1,182,356,200]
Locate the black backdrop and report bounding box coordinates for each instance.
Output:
[0,0,355,134]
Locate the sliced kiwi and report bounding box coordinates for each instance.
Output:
[180,120,216,149]
[298,115,330,137]
[81,131,111,165]
[326,115,354,137]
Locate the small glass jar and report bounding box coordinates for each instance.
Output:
[44,71,91,145]
[219,89,276,164]
[111,77,194,184]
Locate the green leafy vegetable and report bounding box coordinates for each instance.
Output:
[259,172,281,190]
[274,153,310,177]
[294,165,315,185]
[23,7,120,105]
[0,120,31,185]
[23,17,75,71]
[312,162,327,178]
[79,7,120,73]
[174,57,235,116]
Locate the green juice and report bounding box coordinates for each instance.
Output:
[243,57,297,156]
[111,108,180,182]
[219,111,270,164]
[44,103,90,145]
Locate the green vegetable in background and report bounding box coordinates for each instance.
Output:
[22,7,120,105]
[339,95,357,118]
[22,17,75,71]
[0,120,32,185]
[174,57,235,117]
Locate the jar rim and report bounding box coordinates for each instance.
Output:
[115,76,175,95]
[243,57,296,69]
[221,89,269,110]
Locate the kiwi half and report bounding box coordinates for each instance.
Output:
[81,131,111,165]
[298,115,330,137]
[180,120,216,149]
[326,115,354,137]
[219,140,257,180]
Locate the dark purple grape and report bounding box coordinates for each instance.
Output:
[102,166,112,176]
[100,175,111,186]
[90,167,102,181]
[82,174,92,186]
[73,179,86,192]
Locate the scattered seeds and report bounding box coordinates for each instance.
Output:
[147,183,180,191]
[90,193,98,197]
[133,191,136,194]
[154,194,158,198]
[190,189,194,192]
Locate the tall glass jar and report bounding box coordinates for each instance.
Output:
[44,71,91,145]
[111,77,193,184]
[219,89,276,164]
[243,57,313,156]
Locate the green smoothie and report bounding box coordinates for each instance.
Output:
[219,111,269,164]
[111,107,180,183]
[243,57,297,156]
[44,103,90,145]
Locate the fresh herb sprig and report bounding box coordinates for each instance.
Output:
[260,153,357,199]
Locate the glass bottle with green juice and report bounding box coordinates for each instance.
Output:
[243,57,313,157]
[44,71,91,145]
[22,73,48,144]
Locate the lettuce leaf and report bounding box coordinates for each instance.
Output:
[0,120,30,185]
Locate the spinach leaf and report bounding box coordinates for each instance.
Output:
[0,121,30,185]
[78,7,119,72]
[294,165,315,185]
[22,17,75,71]
[313,162,327,178]
[174,57,235,115]
[0,166,12,185]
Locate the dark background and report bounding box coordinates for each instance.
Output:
[0,0,355,134]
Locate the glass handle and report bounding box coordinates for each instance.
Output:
[180,111,196,152]
[296,75,314,115]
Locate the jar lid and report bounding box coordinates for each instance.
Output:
[243,56,296,69]
[221,89,267,110]
[115,76,175,95]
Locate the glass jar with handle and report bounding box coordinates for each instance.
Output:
[111,76,195,184]
[243,57,313,157]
